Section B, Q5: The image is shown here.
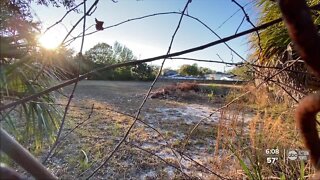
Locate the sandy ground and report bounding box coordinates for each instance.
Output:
[43,80,244,179]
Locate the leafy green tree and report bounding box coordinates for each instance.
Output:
[199,67,214,76]
[150,65,160,77]
[112,42,135,79]
[179,63,200,76]
[85,43,114,64]
[131,63,156,80]
[0,0,76,149]
[113,41,135,63]
[83,41,158,80]
[85,42,136,64]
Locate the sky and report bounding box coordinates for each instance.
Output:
[31,0,260,72]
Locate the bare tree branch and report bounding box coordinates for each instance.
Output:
[0,17,283,112]
[44,1,86,33]
[181,60,299,150]
[84,1,193,178]
[231,0,263,60]
[43,0,87,164]
[60,0,99,46]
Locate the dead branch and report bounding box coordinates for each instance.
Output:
[0,17,283,112]
[85,1,193,179]
[43,0,88,164]
[0,128,57,179]
[231,0,263,59]
[44,1,87,33]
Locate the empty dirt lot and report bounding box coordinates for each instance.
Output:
[45,80,245,179]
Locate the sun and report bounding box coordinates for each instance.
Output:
[38,33,61,50]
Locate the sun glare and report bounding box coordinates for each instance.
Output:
[38,33,61,50]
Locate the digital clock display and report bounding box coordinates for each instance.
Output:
[265,148,279,155]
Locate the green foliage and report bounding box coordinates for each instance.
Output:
[253,0,285,61]
[131,63,156,80]
[0,1,39,60]
[199,67,214,75]
[207,91,215,101]
[228,65,253,81]
[79,149,90,170]
[178,63,198,76]
[0,0,76,150]
[85,43,114,64]
[115,67,132,80]
[0,52,67,150]
[83,42,157,81]
[228,143,257,180]
[178,63,213,77]
[113,41,135,63]
[253,0,320,63]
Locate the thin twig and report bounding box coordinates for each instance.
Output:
[85,1,192,179]
[42,0,87,164]
[231,0,263,60]
[169,57,309,74]
[182,60,299,148]
[49,104,95,159]
[44,1,86,33]
[64,10,280,50]
[64,12,184,45]
[177,150,229,180]
[126,142,187,177]
[65,10,246,67]
[235,16,245,34]
[28,99,222,179]
[277,83,299,103]
[0,17,283,112]
[266,78,307,95]
[66,1,254,44]
[0,105,17,122]
[214,0,254,31]
[60,0,99,46]
[60,104,94,142]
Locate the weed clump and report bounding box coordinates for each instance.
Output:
[150,82,199,99]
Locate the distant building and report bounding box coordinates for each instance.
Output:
[161,71,242,81]
[163,70,178,76]
[205,72,236,80]
[204,74,215,80]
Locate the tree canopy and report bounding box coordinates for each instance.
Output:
[178,63,213,76]
[82,42,157,81]
[85,43,114,64]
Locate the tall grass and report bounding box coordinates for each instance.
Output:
[213,83,315,179]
